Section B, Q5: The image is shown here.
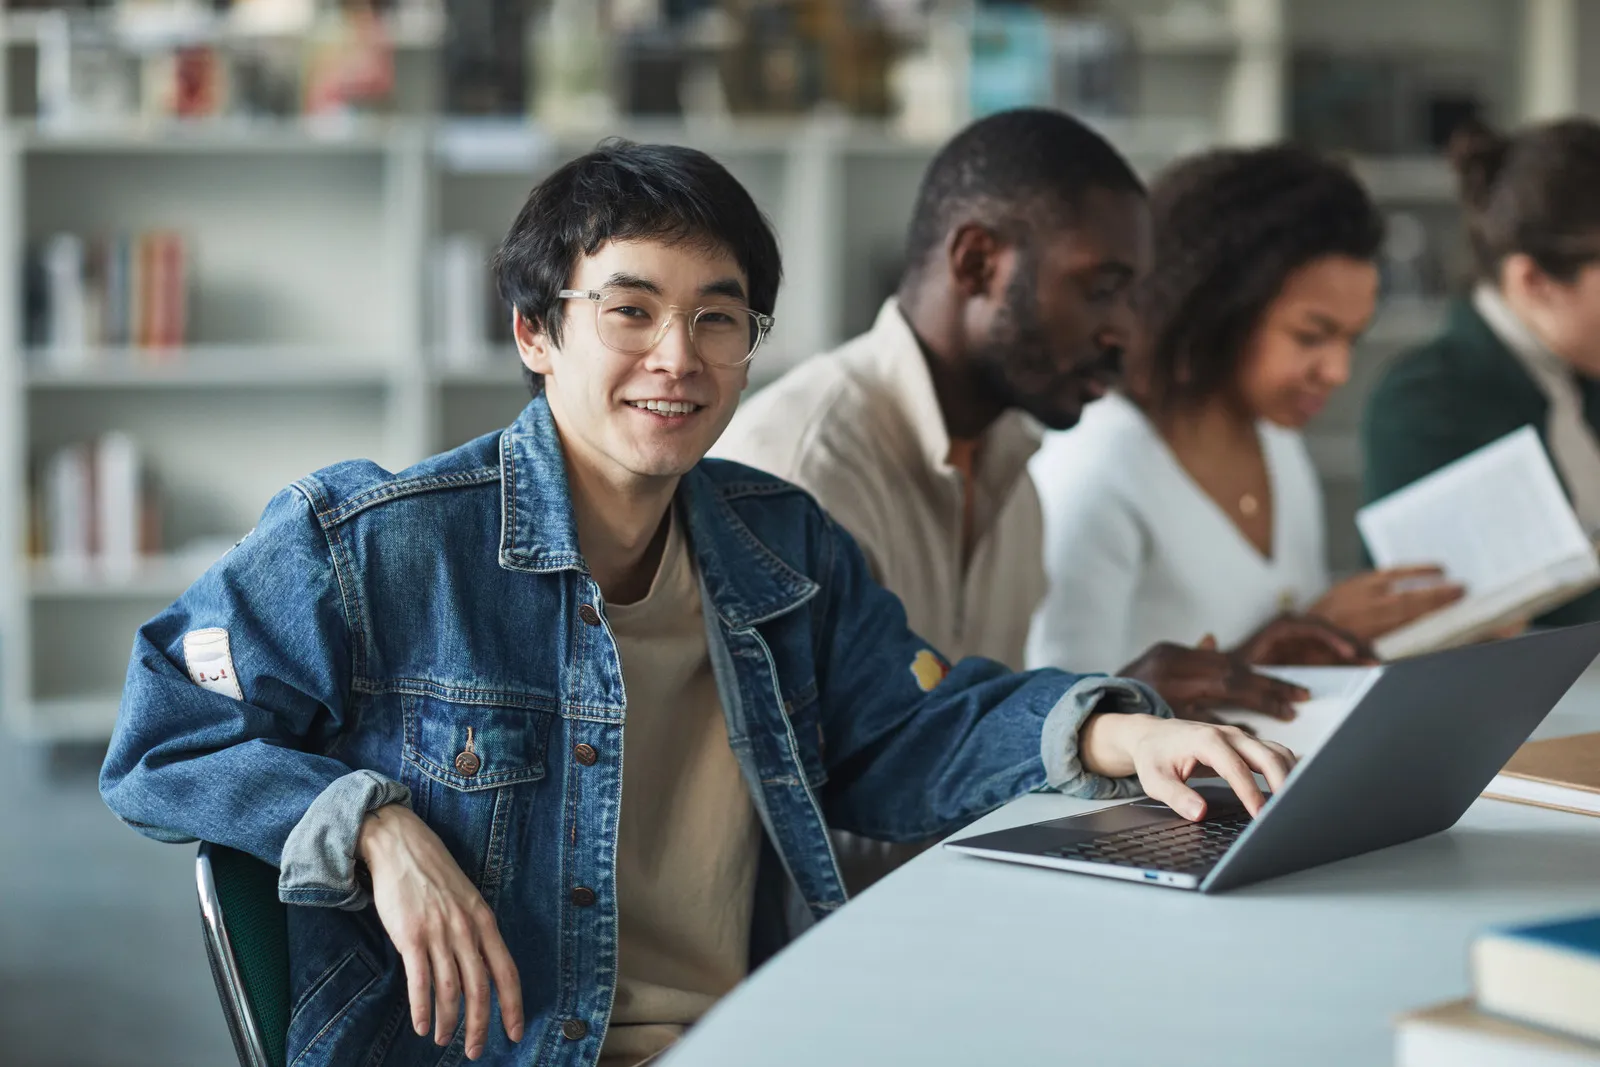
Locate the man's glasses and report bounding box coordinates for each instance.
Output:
[557,287,774,368]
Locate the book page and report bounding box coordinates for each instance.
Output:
[1357,426,1592,593]
[1215,666,1383,758]
[1483,774,1600,816]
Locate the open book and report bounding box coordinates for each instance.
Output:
[1357,426,1600,660]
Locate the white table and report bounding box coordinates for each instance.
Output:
[666,673,1600,1067]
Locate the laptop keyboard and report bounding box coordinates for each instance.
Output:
[1048,810,1254,873]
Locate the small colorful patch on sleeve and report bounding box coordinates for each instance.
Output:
[910,648,951,692]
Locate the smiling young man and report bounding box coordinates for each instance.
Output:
[102,141,1296,1067]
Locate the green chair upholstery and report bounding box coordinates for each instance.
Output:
[196,842,291,1067]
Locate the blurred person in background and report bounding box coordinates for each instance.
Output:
[719,110,1358,889]
[1364,118,1600,626]
[1027,145,1462,677]
[100,140,1294,1067]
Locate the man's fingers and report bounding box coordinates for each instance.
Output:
[430,943,463,1047]
[1241,674,1305,720]
[1139,764,1208,822]
[1199,670,1303,720]
[456,921,493,1060]
[1202,737,1268,817]
[479,917,525,1044]
[401,942,432,1038]
[1232,735,1298,794]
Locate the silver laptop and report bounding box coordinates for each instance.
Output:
[947,623,1600,893]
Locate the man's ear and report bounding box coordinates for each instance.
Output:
[513,308,555,375]
[947,223,1005,300]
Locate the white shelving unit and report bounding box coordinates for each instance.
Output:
[0,0,1584,740]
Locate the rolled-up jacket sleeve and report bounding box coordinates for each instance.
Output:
[1039,675,1171,799]
[99,483,404,908]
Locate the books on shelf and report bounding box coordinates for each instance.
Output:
[31,5,410,127]
[1357,427,1600,660]
[1485,732,1600,817]
[1475,913,1600,1046]
[30,434,160,579]
[27,230,191,359]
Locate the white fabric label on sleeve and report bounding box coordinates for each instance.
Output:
[182,628,245,701]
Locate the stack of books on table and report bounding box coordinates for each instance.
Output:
[1398,913,1600,1065]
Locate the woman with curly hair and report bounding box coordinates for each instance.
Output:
[1364,118,1600,627]
[1026,145,1461,673]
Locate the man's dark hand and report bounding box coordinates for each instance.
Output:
[1117,639,1310,724]
[1236,614,1377,667]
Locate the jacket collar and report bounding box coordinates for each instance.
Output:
[498,393,816,628]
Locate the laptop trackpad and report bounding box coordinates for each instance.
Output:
[1037,783,1249,836]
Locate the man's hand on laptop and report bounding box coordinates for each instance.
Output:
[358,803,524,1060]
[1079,714,1297,821]
[1117,639,1312,725]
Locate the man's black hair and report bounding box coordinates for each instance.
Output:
[899,107,1145,290]
[493,139,782,396]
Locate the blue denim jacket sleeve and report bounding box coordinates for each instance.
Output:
[809,513,1170,843]
[98,485,407,909]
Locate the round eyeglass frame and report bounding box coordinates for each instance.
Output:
[556,288,775,368]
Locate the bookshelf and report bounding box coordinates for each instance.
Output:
[0,0,1583,741]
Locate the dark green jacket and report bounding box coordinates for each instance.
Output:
[1362,297,1600,625]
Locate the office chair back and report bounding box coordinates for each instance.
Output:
[196,842,291,1067]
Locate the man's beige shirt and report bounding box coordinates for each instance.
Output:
[715,299,1045,668]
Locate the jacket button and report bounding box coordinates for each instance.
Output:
[453,750,481,776]
[573,743,598,766]
[578,604,602,626]
[571,886,596,907]
[561,1019,588,1041]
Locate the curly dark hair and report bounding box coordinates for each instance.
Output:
[1450,117,1600,282]
[1128,145,1384,417]
[494,139,781,397]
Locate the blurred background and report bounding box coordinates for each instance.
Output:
[0,0,1594,1062]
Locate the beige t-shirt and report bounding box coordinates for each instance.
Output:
[598,507,761,1067]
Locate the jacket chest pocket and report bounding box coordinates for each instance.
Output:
[399,694,553,893]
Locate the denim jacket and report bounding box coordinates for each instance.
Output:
[100,394,1165,1067]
